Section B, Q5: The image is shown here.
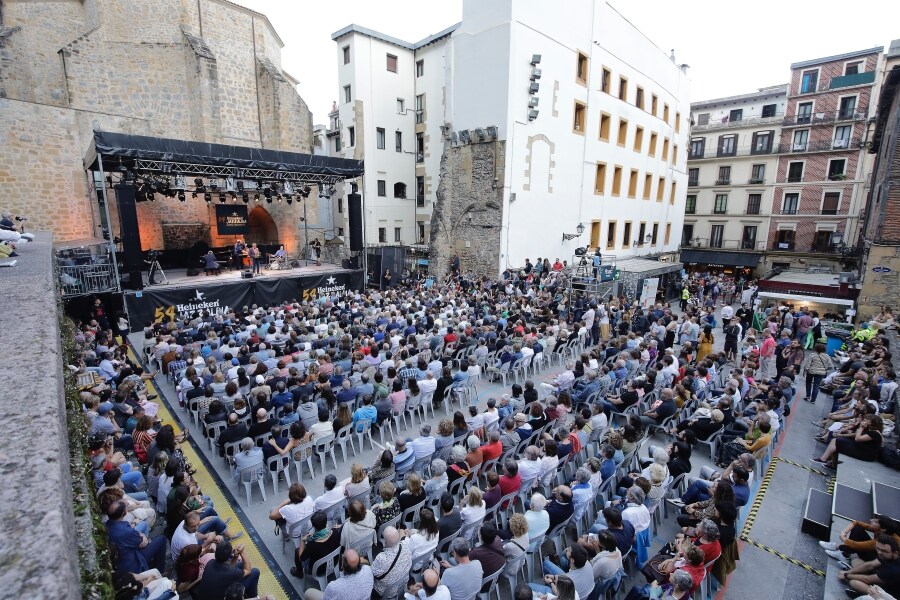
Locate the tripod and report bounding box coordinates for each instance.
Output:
[145,259,169,286]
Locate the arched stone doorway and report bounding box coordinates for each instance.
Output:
[247,206,279,245]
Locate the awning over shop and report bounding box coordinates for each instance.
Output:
[679,249,761,268]
[756,291,855,308]
[615,257,683,278]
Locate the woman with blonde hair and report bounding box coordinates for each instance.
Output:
[398,472,425,512]
[460,487,486,527]
[342,463,370,498]
[371,480,400,529]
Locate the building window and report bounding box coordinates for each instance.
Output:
[633,126,644,152]
[797,102,813,124]
[688,168,699,187]
[415,94,425,124]
[673,145,679,165]
[729,108,743,122]
[662,138,670,161]
[681,224,694,246]
[651,222,659,245]
[845,61,862,76]
[742,226,757,250]
[594,163,607,194]
[714,194,728,214]
[637,222,647,245]
[787,161,804,183]
[690,138,705,158]
[697,113,710,125]
[635,86,644,109]
[746,193,761,215]
[574,101,586,133]
[344,85,352,103]
[337,197,344,213]
[397,98,405,113]
[416,133,424,163]
[416,176,425,207]
[800,69,818,94]
[822,192,840,215]
[393,182,407,198]
[342,46,350,64]
[833,125,852,148]
[675,112,681,133]
[601,67,611,93]
[775,229,795,249]
[792,130,808,151]
[783,193,799,214]
[643,173,652,200]
[685,195,696,214]
[828,159,847,180]
[747,164,765,184]
[663,104,670,123]
[656,176,665,202]
[762,104,777,117]
[386,54,398,73]
[416,60,424,77]
[751,131,773,154]
[617,118,628,146]
[813,230,833,252]
[716,166,731,185]
[376,128,385,150]
[599,113,611,141]
[377,180,386,197]
[710,224,724,248]
[334,136,341,152]
[394,227,402,242]
[622,222,632,248]
[576,51,589,84]
[665,223,671,245]
[606,221,617,250]
[395,131,403,152]
[418,222,425,244]
[612,166,623,196]
[649,133,658,157]
[618,76,628,101]
[628,169,638,198]
[337,227,344,236]
[378,227,387,243]
[670,181,676,205]
[348,126,355,147]
[717,134,736,157]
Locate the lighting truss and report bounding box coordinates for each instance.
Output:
[133,159,346,186]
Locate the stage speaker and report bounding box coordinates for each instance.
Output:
[341,256,359,270]
[242,270,254,279]
[290,260,300,268]
[186,268,200,277]
[348,193,363,252]
[114,183,144,290]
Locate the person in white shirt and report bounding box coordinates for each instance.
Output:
[314,474,345,512]
[309,408,335,441]
[417,371,438,396]
[409,424,437,460]
[517,446,542,483]
[621,486,652,534]
[405,568,451,600]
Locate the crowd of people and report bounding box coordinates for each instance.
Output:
[68,263,899,600]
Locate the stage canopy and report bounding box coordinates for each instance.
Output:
[84,130,364,185]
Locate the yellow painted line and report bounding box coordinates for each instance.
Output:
[127,346,292,599]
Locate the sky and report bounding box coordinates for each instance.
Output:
[232,0,900,124]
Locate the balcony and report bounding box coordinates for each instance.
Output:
[788,138,860,153]
[782,108,868,127]
[827,173,849,181]
[691,113,785,132]
[681,238,767,251]
[714,178,731,186]
[688,178,699,187]
[416,195,425,207]
[748,178,765,185]
[772,241,795,251]
[829,71,876,90]
[689,143,781,160]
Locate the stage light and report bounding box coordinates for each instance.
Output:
[219,192,226,203]
[194,178,205,192]
[236,180,245,192]
[204,191,212,203]
[264,187,272,202]
[299,185,312,198]
[178,191,186,202]
[254,192,260,201]
[191,191,198,199]
[286,197,293,205]
[241,193,249,204]
[209,178,219,191]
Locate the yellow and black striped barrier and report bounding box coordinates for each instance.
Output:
[740,457,777,538]
[775,456,831,477]
[739,535,826,577]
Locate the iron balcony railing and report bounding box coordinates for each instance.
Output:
[787,138,860,153]
[681,238,767,251]
[690,113,785,132]
[689,143,781,160]
[781,109,868,127]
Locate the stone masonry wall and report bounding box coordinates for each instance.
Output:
[0,0,314,244]
[429,140,505,277]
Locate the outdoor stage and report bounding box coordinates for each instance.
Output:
[122,262,365,325]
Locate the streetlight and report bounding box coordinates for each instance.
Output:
[562,222,585,242]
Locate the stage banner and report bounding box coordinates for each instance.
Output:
[124,270,366,325]
[214,205,248,235]
[124,282,254,325]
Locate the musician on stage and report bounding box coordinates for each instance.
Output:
[203,250,220,276]
[275,245,287,262]
[233,239,245,270]
[310,238,322,266]
[248,243,261,274]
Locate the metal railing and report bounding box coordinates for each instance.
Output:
[691,113,785,132]
[714,178,731,185]
[787,138,860,153]
[748,178,765,185]
[689,143,781,160]
[57,261,118,298]
[681,238,767,251]
[781,109,867,127]
[771,241,795,251]
[688,179,699,187]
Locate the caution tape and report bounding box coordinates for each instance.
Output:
[827,475,837,495]
[740,456,777,538]
[774,456,832,477]
[740,535,826,577]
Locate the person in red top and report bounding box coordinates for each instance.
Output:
[443,327,458,344]
[497,459,522,497]
[552,259,563,271]
[759,330,776,380]
[479,430,503,462]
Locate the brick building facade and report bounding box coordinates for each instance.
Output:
[0,0,316,253]
[767,48,881,272]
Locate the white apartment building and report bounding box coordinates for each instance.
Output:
[332,0,690,274]
[683,85,788,276]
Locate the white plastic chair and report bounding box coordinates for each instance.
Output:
[237,462,267,504]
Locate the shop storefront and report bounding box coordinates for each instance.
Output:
[679,249,761,278]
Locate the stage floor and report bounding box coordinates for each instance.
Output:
[142,261,345,291]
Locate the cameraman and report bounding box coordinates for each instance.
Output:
[0,212,14,231]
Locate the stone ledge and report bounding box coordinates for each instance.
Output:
[0,231,82,598]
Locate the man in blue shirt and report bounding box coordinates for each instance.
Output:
[271,382,292,411]
[337,380,358,404]
[393,439,415,477]
[600,445,617,481]
[352,396,377,432]
[106,500,166,573]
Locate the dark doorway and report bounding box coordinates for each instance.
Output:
[247,206,280,245]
